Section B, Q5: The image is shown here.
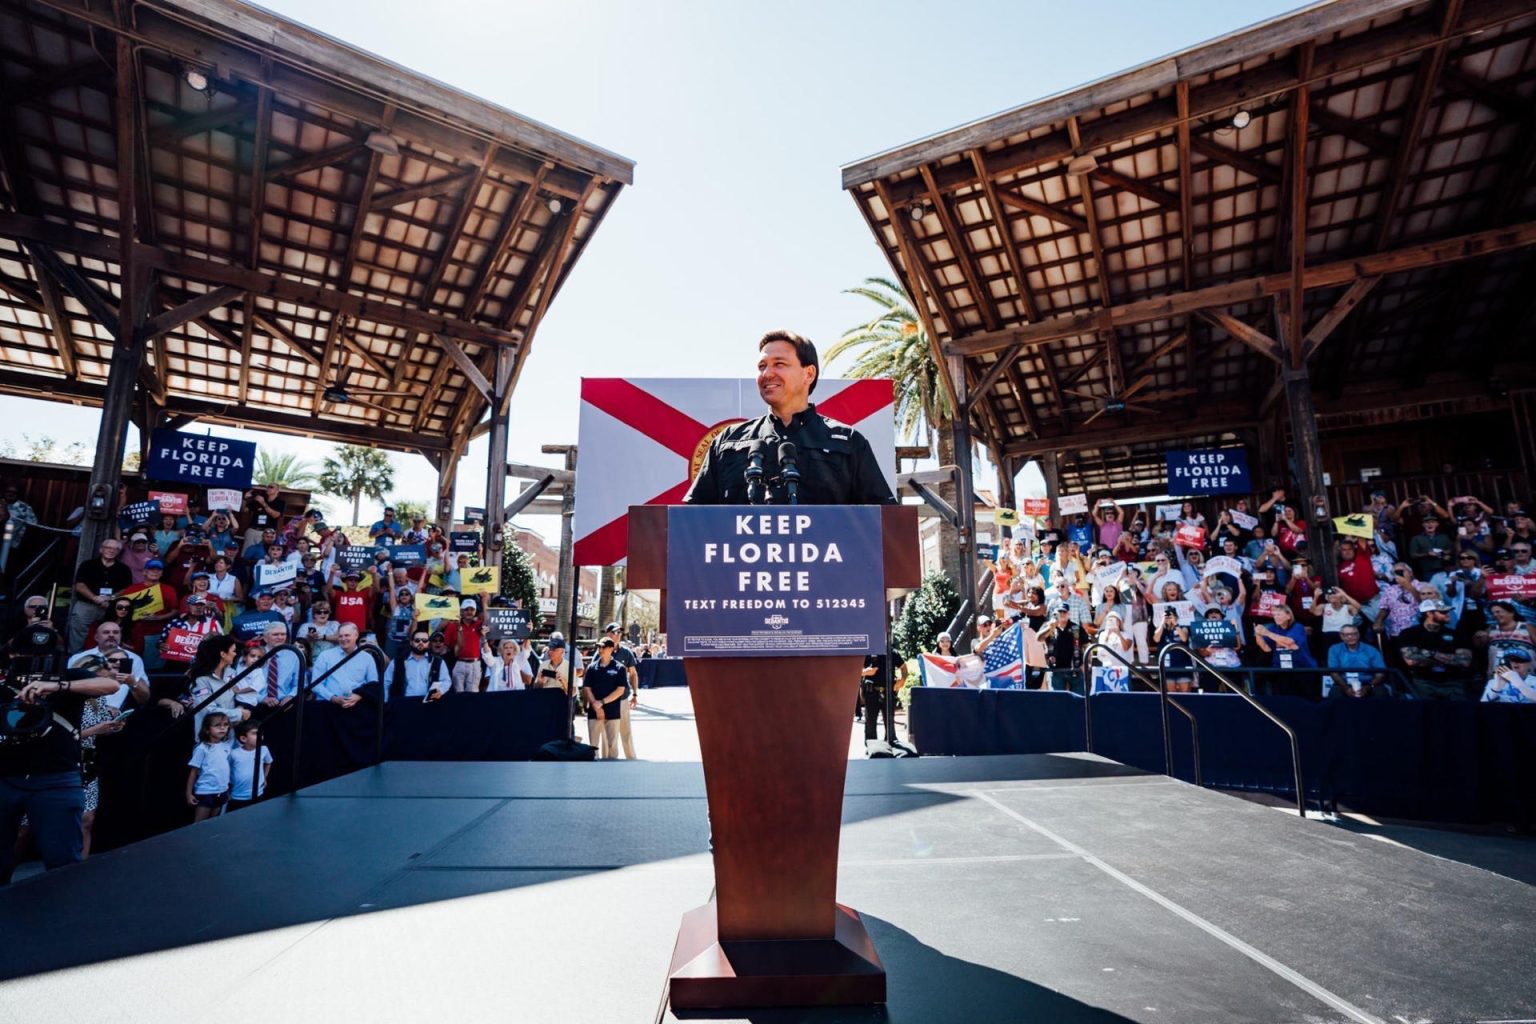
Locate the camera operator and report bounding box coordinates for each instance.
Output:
[6,595,60,668]
[1,667,121,882]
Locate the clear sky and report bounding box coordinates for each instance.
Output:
[1,0,1301,537]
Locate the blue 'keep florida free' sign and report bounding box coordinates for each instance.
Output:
[1165,447,1250,496]
[666,505,886,657]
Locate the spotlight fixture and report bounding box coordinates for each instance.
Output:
[322,384,350,404]
[909,203,926,222]
[1231,109,1252,130]
[546,197,563,215]
[182,67,211,92]
[1065,153,1099,176]
[364,130,400,157]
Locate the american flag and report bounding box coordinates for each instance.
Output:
[982,623,1026,688]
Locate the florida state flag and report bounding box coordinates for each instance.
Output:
[573,378,896,566]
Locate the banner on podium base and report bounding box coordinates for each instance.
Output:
[666,505,885,657]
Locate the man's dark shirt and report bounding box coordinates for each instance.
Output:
[1398,621,1473,680]
[246,494,286,531]
[611,644,638,695]
[584,659,628,719]
[684,404,895,506]
[0,690,85,777]
[74,559,132,600]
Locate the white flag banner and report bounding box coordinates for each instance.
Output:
[1092,562,1127,591]
[1203,555,1243,579]
[1155,503,1183,523]
[1229,510,1259,530]
[257,561,297,589]
[207,487,243,512]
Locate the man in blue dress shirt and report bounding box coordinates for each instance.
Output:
[311,624,380,708]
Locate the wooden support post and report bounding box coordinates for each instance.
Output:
[948,356,978,642]
[543,444,579,638]
[431,449,458,537]
[483,348,515,567]
[79,20,146,568]
[1283,365,1334,585]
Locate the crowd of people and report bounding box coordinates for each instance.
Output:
[1,481,660,883]
[961,489,1536,702]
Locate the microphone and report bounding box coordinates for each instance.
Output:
[778,441,800,506]
[745,440,767,506]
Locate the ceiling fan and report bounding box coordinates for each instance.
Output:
[248,359,414,414]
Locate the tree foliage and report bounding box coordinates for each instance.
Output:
[255,450,321,489]
[392,498,428,523]
[891,571,962,663]
[317,445,395,525]
[0,434,91,465]
[825,276,953,446]
[500,527,541,612]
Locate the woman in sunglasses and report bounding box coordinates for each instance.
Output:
[85,597,136,651]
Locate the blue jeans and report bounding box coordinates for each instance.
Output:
[0,772,85,883]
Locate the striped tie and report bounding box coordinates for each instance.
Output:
[266,655,280,700]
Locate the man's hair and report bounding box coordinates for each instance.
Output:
[758,330,819,394]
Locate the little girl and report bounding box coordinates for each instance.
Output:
[186,711,234,822]
[226,719,273,811]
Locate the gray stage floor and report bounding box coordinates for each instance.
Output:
[2,754,1532,1024]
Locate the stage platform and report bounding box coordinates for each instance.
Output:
[2,754,1532,1024]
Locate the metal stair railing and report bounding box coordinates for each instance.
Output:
[285,644,390,793]
[1157,644,1307,816]
[1080,642,1202,788]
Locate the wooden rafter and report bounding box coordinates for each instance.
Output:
[370,168,477,211]
[993,188,1087,232]
[1301,277,1379,360]
[943,219,1536,357]
[871,179,958,416]
[1067,116,1125,398]
[1198,310,1283,364]
[920,163,999,331]
[1188,134,1282,184]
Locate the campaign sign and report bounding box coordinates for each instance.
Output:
[145,429,256,488]
[992,507,1019,527]
[1189,618,1239,648]
[119,499,160,528]
[206,487,243,512]
[977,544,998,564]
[1153,601,1196,625]
[1173,524,1207,549]
[415,592,459,618]
[1021,498,1050,518]
[1229,510,1259,530]
[387,544,427,569]
[1058,493,1089,516]
[666,506,885,657]
[485,607,530,642]
[148,491,188,516]
[1202,555,1243,579]
[461,565,500,595]
[1154,503,1183,523]
[160,627,206,663]
[256,561,297,590]
[1486,574,1536,601]
[335,546,375,573]
[1253,590,1289,619]
[450,531,482,554]
[1166,448,1250,496]
[463,506,486,525]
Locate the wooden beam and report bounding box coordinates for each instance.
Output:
[941,219,1536,356]
[267,141,366,182]
[972,343,1021,401]
[434,333,492,401]
[147,100,254,144]
[1372,0,1462,252]
[993,187,1087,232]
[0,275,47,314]
[1068,116,1126,397]
[873,179,958,416]
[5,58,111,106]
[369,167,477,211]
[0,211,523,349]
[1089,167,1180,210]
[1003,408,1257,458]
[967,149,1042,321]
[237,294,255,404]
[1198,310,1283,364]
[143,285,243,339]
[33,270,79,378]
[921,163,999,331]
[1175,81,1198,403]
[1439,64,1528,120]
[1308,102,1396,155]
[1287,44,1313,368]
[247,312,325,370]
[1189,133,1282,184]
[1300,277,1379,360]
[462,165,549,320]
[1059,347,1106,388]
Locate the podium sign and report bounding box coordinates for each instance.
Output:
[665,506,885,657]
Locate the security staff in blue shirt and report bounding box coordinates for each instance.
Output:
[685,331,895,507]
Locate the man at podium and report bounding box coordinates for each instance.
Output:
[684,331,896,506]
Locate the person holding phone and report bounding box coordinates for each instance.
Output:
[536,636,578,694]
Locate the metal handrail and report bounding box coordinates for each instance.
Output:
[1080,641,1202,788]
[943,598,973,647]
[1157,644,1307,816]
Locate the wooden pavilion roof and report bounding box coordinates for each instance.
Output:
[842,0,1536,486]
[0,0,633,458]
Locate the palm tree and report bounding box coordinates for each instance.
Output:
[828,276,962,586]
[317,445,395,526]
[255,450,321,489]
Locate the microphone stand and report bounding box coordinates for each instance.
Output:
[746,442,766,506]
[779,442,800,506]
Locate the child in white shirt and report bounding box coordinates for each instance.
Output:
[186,712,233,822]
[227,719,273,809]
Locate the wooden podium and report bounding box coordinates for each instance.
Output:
[628,503,919,1010]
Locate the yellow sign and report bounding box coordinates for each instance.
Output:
[415,592,459,618]
[1333,512,1374,539]
[461,565,500,595]
[993,507,1019,527]
[125,585,165,618]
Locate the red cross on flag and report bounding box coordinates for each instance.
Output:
[572,378,896,566]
